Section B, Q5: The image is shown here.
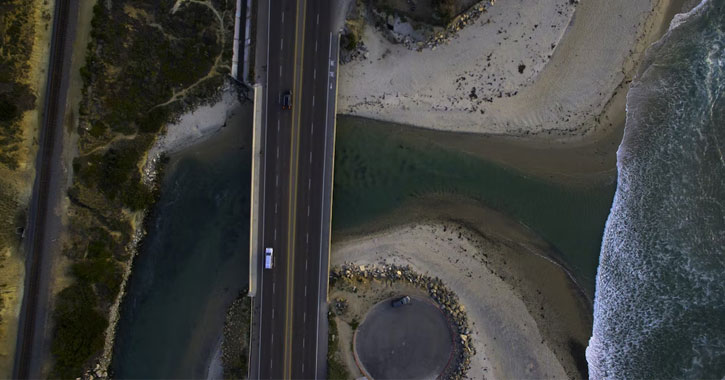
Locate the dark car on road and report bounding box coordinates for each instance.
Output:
[391,296,411,307]
[281,90,291,110]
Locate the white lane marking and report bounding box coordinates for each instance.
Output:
[282,11,285,23]
[302,337,305,349]
[307,205,310,216]
[275,202,278,214]
[276,146,279,158]
[316,13,319,25]
[304,286,307,297]
[315,40,318,52]
[305,259,308,270]
[312,95,315,107]
[279,65,282,78]
[277,119,280,132]
[257,4,272,375]
[313,69,316,80]
[273,282,275,294]
[271,333,274,344]
[311,122,314,135]
[280,38,283,51]
[308,178,311,190]
[306,233,309,243]
[302,363,305,373]
[272,308,275,318]
[275,174,279,187]
[274,228,277,241]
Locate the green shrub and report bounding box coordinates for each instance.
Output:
[342,31,358,51]
[72,258,122,301]
[87,240,110,259]
[136,107,168,134]
[98,146,142,197]
[51,0,231,376]
[433,0,459,23]
[327,315,350,379]
[0,98,19,122]
[121,179,154,211]
[86,228,113,259]
[88,121,108,138]
[51,283,108,380]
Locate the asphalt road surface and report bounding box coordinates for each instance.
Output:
[248,0,338,378]
[355,296,455,379]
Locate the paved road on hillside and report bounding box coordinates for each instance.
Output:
[248,0,339,378]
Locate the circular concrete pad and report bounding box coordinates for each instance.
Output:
[355,296,454,379]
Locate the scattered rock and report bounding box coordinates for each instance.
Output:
[366,0,496,52]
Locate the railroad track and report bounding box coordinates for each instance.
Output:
[13,0,72,378]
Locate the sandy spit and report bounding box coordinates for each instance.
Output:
[332,196,592,379]
[339,0,689,140]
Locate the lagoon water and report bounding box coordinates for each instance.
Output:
[588,0,725,377]
[333,117,615,293]
[112,111,616,375]
[112,120,251,378]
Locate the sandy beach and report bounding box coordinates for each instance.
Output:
[339,0,690,142]
[332,196,592,379]
[142,83,243,186]
[146,84,242,162]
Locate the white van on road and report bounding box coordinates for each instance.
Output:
[264,248,274,269]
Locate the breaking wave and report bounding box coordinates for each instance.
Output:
[587,0,725,378]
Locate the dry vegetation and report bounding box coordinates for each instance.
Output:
[0,0,37,253]
[0,1,38,169]
[51,1,235,378]
[221,290,251,380]
[0,1,51,376]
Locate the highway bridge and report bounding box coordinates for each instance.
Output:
[246,0,339,378]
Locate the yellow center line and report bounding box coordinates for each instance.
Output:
[283,0,307,377]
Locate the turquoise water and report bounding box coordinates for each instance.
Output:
[112,123,250,378]
[112,108,615,376]
[333,117,616,294]
[588,0,725,377]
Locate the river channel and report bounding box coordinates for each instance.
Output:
[112,112,615,377]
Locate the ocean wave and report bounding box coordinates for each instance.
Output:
[587,0,725,378]
[669,0,709,31]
